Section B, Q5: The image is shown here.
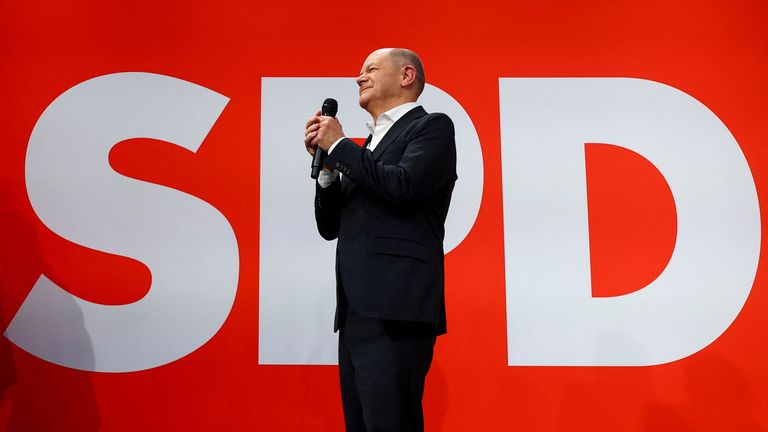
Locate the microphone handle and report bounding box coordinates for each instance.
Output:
[310,104,337,179]
[310,148,326,179]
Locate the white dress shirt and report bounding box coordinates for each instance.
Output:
[317,102,420,188]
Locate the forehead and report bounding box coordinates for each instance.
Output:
[360,50,393,72]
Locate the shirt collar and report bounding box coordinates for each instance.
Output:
[366,102,420,134]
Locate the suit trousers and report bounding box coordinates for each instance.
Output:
[338,308,436,432]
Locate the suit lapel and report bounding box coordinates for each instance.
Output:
[371,106,427,160]
[362,133,373,150]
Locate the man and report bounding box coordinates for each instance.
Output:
[304,48,456,432]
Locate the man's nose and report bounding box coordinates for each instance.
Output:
[356,75,367,86]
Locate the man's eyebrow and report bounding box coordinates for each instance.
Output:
[359,62,378,74]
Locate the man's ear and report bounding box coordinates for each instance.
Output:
[401,65,417,88]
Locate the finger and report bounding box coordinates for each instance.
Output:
[305,112,321,129]
[305,138,317,155]
[318,117,339,129]
[305,118,316,130]
[317,118,333,129]
[306,123,319,134]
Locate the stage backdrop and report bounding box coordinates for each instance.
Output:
[1,0,766,430]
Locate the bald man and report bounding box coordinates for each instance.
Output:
[305,48,457,432]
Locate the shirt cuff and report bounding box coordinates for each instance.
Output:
[317,169,339,188]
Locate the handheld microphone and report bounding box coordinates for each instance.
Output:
[310,98,339,179]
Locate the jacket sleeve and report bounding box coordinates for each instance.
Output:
[314,178,342,240]
[324,114,456,206]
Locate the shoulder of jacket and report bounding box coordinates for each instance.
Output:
[418,112,454,129]
[422,111,451,121]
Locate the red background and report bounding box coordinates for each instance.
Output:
[1,0,766,430]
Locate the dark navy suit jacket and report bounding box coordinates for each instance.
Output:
[314,106,457,334]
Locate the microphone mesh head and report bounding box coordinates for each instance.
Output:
[322,98,338,117]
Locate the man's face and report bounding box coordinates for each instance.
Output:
[357,49,403,116]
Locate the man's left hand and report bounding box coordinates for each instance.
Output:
[314,116,345,152]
